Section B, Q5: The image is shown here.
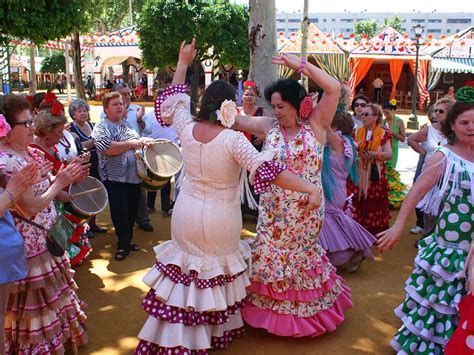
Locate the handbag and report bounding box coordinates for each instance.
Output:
[11,210,76,257]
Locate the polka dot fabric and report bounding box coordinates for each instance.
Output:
[154,84,188,127]
[445,294,474,355]
[253,161,286,194]
[391,148,474,354]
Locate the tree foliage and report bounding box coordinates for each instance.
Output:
[354,20,378,40]
[41,54,66,75]
[92,0,144,33]
[381,16,404,33]
[139,0,249,70]
[0,1,98,44]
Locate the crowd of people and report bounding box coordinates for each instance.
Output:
[0,36,473,355]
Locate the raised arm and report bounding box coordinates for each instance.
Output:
[233,115,275,137]
[377,151,444,252]
[172,38,196,86]
[271,54,340,131]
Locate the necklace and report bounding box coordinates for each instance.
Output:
[59,136,71,155]
[280,121,307,176]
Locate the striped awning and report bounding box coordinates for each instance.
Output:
[431,57,474,73]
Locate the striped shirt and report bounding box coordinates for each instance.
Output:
[92,118,141,184]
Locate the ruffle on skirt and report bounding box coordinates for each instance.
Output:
[386,164,406,209]
[242,251,352,337]
[391,235,467,354]
[319,207,376,266]
[4,250,87,354]
[135,240,250,354]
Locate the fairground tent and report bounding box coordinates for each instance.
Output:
[348,26,432,108]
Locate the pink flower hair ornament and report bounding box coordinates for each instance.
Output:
[0,114,12,138]
[299,96,313,119]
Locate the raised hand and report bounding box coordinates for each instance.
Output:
[178,38,197,66]
[5,162,39,200]
[271,54,304,71]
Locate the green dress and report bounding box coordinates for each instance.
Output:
[391,146,474,354]
[385,115,406,209]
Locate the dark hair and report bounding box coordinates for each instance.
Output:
[382,101,397,110]
[264,79,307,111]
[197,80,236,121]
[440,102,474,144]
[1,95,31,126]
[351,94,370,112]
[32,92,46,111]
[331,112,354,135]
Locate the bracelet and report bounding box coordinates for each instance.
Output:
[377,151,382,160]
[3,189,15,206]
[296,58,307,74]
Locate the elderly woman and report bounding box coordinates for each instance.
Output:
[0,94,88,353]
[68,98,107,234]
[0,162,40,355]
[348,103,392,235]
[351,94,371,130]
[407,97,455,235]
[92,92,153,261]
[378,86,474,355]
[233,54,352,337]
[30,103,92,266]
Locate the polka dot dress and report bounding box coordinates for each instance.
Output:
[445,294,474,355]
[391,149,474,354]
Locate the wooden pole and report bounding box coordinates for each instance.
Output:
[300,0,309,91]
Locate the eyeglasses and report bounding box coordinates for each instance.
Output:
[13,119,35,128]
[354,102,367,108]
[434,109,445,114]
[363,112,374,117]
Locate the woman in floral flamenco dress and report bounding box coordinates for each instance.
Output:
[235,54,352,337]
[134,39,322,354]
[378,86,474,354]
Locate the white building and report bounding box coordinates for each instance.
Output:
[276,12,473,38]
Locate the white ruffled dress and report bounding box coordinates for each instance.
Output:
[134,85,284,354]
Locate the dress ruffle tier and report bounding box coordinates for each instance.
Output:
[386,164,406,209]
[390,235,468,354]
[318,207,376,267]
[5,251,87,354]
[135,241,250,354]
[242,247,352,337]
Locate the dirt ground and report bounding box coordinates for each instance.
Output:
[75,206,419,355]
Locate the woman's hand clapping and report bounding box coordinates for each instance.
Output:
[5,162,40,201]
[54,162,86,189]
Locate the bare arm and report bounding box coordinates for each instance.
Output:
[172,39,196,86]
[233,115,275,136]
[272,170,322,211]
[377,151,444,252]
[367,139,392,161]
[407,126,428,155]
[326,129,344,155]
[394,119,406,142]
[104,140,139,156]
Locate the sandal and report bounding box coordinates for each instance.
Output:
[130,243,140,252]
[115,250,128,261]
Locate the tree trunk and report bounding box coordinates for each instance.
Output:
[72,32,86,99]
[29,45,37,94]
[248,0,277,107]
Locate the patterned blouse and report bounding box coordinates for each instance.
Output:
[92,118,141,184]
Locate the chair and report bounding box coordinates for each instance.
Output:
[405,94,413,109]
[395,93,403,107]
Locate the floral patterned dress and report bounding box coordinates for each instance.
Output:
[242,122,352,337]
[0,149,87,354]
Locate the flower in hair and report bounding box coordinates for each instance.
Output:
[390,99,397,106]
[299,96,313,119]
[51,101,64,116]
[26,95,34,104]
[43,92,57,105]
[243,80,256,89]
[0,114,12,138]
[216,100,237,128]
[455,86,474,104]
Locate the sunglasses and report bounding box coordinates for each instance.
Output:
[363,112,374,117]
[434,109,445,114]
[354,102,367,108]
[13,119,35,128]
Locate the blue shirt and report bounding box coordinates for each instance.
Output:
[0,209,27,284]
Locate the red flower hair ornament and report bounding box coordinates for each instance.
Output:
[243,80,256,90]
[299,96,314,119]
[43,92,57,105]
[51,101,64,116]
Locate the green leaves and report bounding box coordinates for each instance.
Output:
[40,54,66,75]
[138,0,249,70]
